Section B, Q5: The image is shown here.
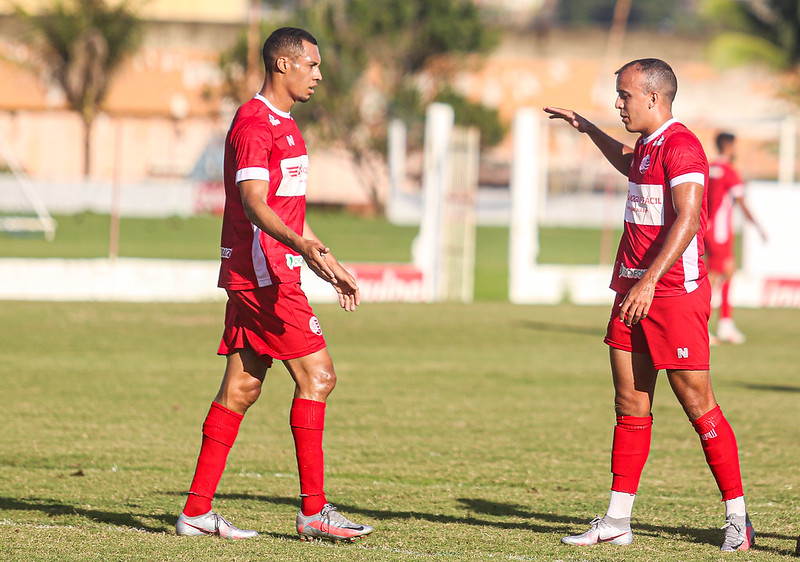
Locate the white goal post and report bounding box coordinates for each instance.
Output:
[0,130,56,240]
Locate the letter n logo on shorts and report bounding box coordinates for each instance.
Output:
[677,347,689,359]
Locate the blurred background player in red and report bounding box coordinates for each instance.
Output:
[706,132,766,344]
[175,27,373,543]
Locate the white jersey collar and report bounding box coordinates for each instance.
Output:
[642,118,678,145]
[254,93,292,119]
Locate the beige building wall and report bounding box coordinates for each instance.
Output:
[1,0,249,22]
[0,11,793,202]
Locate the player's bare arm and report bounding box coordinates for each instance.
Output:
[238,179,337,282]
[543,106,634,175]
[303,220,360,311]
[734,195,768,242]
[619,181,704,326]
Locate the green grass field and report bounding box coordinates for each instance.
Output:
[1,212,792,560]
[1,301,799,561]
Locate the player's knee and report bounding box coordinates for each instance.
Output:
[311,367,337,395]
[227,379,262,412]
[614,394,650,417]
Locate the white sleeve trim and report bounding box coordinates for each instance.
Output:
[236,167,269,184]
[670,172,704,188]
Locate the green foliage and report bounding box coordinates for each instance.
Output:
[556,0,692,28]
[707,31,789,70]
[220,1,501,153]
[701,0,800,70]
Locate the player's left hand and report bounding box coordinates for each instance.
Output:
[323,254,360,312]
[620,280,655,327]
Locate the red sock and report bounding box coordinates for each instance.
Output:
[183,402,243,517]
[611,415,652,494]
[720,279,732,319]
[290,398,327,516]
[692,405,744,500]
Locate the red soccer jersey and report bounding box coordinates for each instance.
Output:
[611,119,709,296]
[706,159,743,246]
[218,94,309,290]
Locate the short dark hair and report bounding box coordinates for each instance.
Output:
[716,132,735,153]
[615,58,678,104]
[262,27,318,70]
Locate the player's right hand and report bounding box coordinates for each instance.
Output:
[543,106,592,133]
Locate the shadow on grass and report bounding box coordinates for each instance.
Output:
[214,494,796,556]
[727,382,800,394]
[4,494,796,555]
[0,496,172,533]
[513,320,606,338]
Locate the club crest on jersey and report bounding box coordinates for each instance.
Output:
[269,114,280,126]
[639,154,651,174]
[286,253,304,269]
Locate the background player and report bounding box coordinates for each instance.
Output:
[544,58,753,552]
[706,132,766,345]
[175,27,373,543]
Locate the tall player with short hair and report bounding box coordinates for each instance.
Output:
[706,132,766,344]
[545,59,753,552]
[175,27,373,543]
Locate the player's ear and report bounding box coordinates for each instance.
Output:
[276,56,290,74]
[648,91,658,109]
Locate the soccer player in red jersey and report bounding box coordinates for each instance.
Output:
[706,132,766,345]
[545,59,753,552]
[175,27,373,543]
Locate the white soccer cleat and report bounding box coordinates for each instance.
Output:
[176,510,258,539]
[561,515,633,546]
[720,513,754,552]
[296,503,373,542]
[716,318,746,344]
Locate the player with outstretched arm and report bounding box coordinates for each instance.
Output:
[545,58,753,552]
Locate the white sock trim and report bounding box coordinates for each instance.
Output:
[725,496,746,518]
[606,490,636,519]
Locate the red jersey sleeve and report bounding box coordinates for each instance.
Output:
[230,118,272,184]
[661,132,707,188]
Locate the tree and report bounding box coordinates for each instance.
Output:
[556,0,697,30]
[701,0,800,70]
[222,0,501,212]
[15,0,144,177]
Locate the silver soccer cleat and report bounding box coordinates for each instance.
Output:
[176,510,258,539]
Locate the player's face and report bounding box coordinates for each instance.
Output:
[615,67,653,135]
[286,40,322,103]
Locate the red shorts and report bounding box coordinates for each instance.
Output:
[604,278,711,371]
[704,238,734,273]
[218,283,327,366]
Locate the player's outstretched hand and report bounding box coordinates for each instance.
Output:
[543,106,593,133]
